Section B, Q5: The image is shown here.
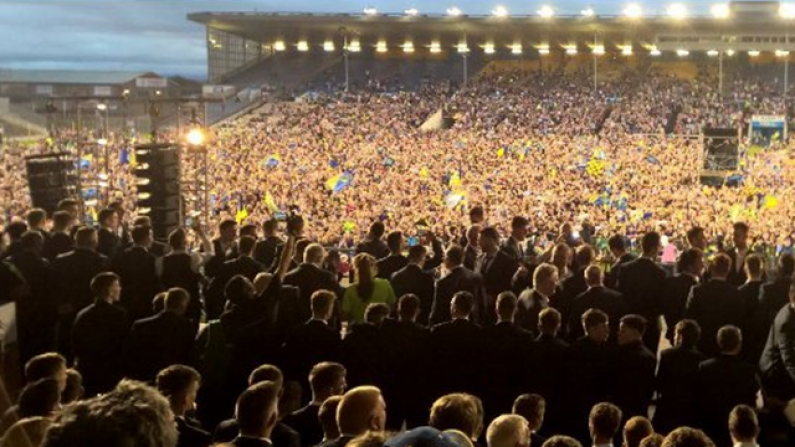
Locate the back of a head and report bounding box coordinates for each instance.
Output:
[686,227,704,247]
[486,414,529,447]
[496,292,518,321]
[348,431,388,447]
[661,427,715,447]
[608,235,626,253]
[1,417,51,447]
[25,353,66,383]
[7,221,28,239]
[311,290,337,317]
[249,364,284,388]
[319,396,343,441]
[589,402,622,442]
[130,225,152,246]
[538,307,562,335]
[305,243,326,264]
[398,294,420,321]
[42,380,178,447]
[641,232,661,255]
[717,325,742,354]
[512,394,545,430]
[18,378,61,418]
[542,436,583,447]
[370,221,386,239]
[74,227,97,248]
[236,381,280,436]
[533,263,558,289]
[728,405,759,443]
[91,272,119,300]
[582,309,608,334]
[21,231,44,251]
[337,386,384,436]
[675,319,701,349]
[407,245,427,264]
[709,253,732,278]
[639,434,665,447]
[364,303,390,325]
[62,369,84,404]
[620,314,648,337]
[168,228,187,249]
[429,393,484,440]
[386,231,403,253]
[584,265,602,286]
[239,235,257,255]
[309,362,346,396]
[156,365,201,402]
[623,416,654,447]
[152,292,167,314]
[480,226,500,243]
[745,254,764,278]
[779,253,795,277]
[225,275,254,306]
[164,288,190,313]
[575,245,595,268]
[52,211,72,230]
[263,219,278,236]
[451,291,475,318]
[677,248,703,274]
[445,245,465,267]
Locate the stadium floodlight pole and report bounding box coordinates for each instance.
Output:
[719,50,724,98]
[341,28,350,92]
[593,34,598,91]
[786,31,790,97]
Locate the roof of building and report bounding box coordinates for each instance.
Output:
[0,69,159,85]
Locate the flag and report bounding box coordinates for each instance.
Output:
[343,221,356,233]
[444,192,466,209]
[420,167,429,178]
[265,154,280,168]
[383,156,395,167]
[263,192,279,212]
[763,195,779,209]
[586,157,604,177]
[120,148,129,165]
[497,148,505,158]
[79,154,93,169]
[772,131,781,141]
[646,155,660,165]
[326,172,353,193]
[449,171,462,188]
[235,208,249,224]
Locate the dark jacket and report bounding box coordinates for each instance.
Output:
[618,257,666,350]
[662,273,698,342]
[110,245,161,321]
[429,318,482,396]
[376,254,408,280]
[611,340,657,418]
[280,319,341,386]
[431,267,484,325]
[124,311,196,382]
[605,253,636,290]
[177,417,212,447]
[475,251,519,323]
[43,231,73,261]
[72,300,131,395]
[51,248,108,315]
[697,354,759,445]
[760,304,795,400]
[282,403,322,447]
[654,345,706,433]
[685,279,752,358]
[215,420,299,447]
[97,227,121,258]
[390,264,435,325]
[283,263,344,324]
[567,286,626,342]
[254,236,284,270]
[515,289,549,337]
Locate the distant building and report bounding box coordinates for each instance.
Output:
[0,69,169,101]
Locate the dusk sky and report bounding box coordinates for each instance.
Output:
[0,1,755,80]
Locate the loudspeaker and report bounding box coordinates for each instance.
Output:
[133,143,182,241]
[25,153,78,215]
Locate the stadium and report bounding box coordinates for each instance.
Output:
[2,1,795,447]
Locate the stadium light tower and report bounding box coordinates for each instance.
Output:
[780,3,795,19]
[447,6,462,16]
[711,3,730,19]
[405,8,419,16]
[667,3,688,19]
[363,7,378,16]
[492,6,509,17]
[623,3,643,18]
[581,7,596,17]
[538,5,555,18]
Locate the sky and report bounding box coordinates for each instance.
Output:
[0,1,756,80]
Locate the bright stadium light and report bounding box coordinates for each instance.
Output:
[581,7,596,17]
[274,41,286,52]
[707,49,719,56]
[324,41,335,52]
[538,5,555,18]
[456,42,470,53]
[402,42,415,53]
[566,45,577,55]
[97,138,108,146]
[538,44,551,55]
[186,128,206,146]
[430,42,442,53]
[363,7,378,15]
[711,3,730,19]
[649,46,661,56]
[726,49,735,56]
[667,3,688,19]
[623,3,643,18]
[622,45,634,56]
[776,49,791,57]
[376,41,388,53]
[96,103,107,111]
[493,5,509,17]
[405,8,419,16]
[297,41,309,52]
[676,49,690,57]
[748,50,760,57]
[484,43,496,54]
[593,45,606,55]
[447,6,462,16]
[348,40,362,52]
[510,43,523,54]
[781,3,795,19]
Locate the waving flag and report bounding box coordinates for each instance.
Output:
[263,192,279,212]
[235,208,249,224]
[265,154,280,168]
[326,172,353,193]
[79,154,93,169]
[444,191,466,209]
[646,155,660,165]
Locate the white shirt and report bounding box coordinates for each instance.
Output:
[733,442,759,447]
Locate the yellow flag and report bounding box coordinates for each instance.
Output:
[235,208,249,224]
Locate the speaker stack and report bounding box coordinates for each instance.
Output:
[133,143,182,241]
[24,153,78,215]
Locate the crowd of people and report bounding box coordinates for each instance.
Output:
[2,58,795,446]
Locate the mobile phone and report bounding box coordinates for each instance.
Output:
[407,236,419,247]
[185,217,194,227]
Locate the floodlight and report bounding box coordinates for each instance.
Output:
[297,41,309,52]
[623,4,642,18]
[324,41,335,52]
[538,5,555,18]
[707,50,719,56]
[274,41,286,52]
[430,42,442,53]
[781,3,795,19]
[676,49,690,56]
[581,7,596,17]
[484,43,496,54]
[748,50,760,57]
[457,43,470,53]
[667,3,688,19]
[566,46,577,55]
[725,49,735,56]
[447,7,462,16]
[622,45,634,56]
[510,44,522,54]
[711,3,730,19]
[493,6,508,17]
[538,45,551,55]
[593,45,606,55]
[776,49,791,57]
[363,7,378,15]
[376,41,388,53]
[649,46,661,56]
[348,40,361,52]
[402,42,415,53]
[186,128,206,146]
[96,103,107,111]
[405,8,419,16]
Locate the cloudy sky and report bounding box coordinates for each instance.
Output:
[0,1,742,80]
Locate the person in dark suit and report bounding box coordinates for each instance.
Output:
[51,226,109,357]
[206,236,267,320]
[355,221,389,260]
[760,282,795,401]
[156,365,212,447]
[568,308,612,440]
[280,290,341,394]
[205,219,239,280]
[654,319,706,434]
[132,216,169,257]
[480,292,534,421]
[283,243,345,326]
[612,315,657,419]
[476,227,519,324]
[96,208,122,258]
[230,381,281,447]
[685,253,753,358]
[376,231,407,280]
[429,292,482,396]
[662,248,703,343]
[71,272,130,396]
[513,394,548,447]
[341,304,389,389]
[283,362,347,447]
[390,245,435,325]
[317,386,386,447]
[726,222,751,287]
[254,219,283,270]
[380,294,431,430]
[696,325,759,446]
[738,254,765,362]
[605,235,635,290]
[463,225,481,271]
[618,232,666,352]
[531,308,569,437]
[501,216,531,262]
[557,245,597,326]
[757,253,795,352]
[123,288,196,382]
[43,211,74,261]
[567,265,626,343]
[110,225,161,322]
[9,231,56,364]
[430,245,485,325]
[158,227,212,324]
[516,263,558,336]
